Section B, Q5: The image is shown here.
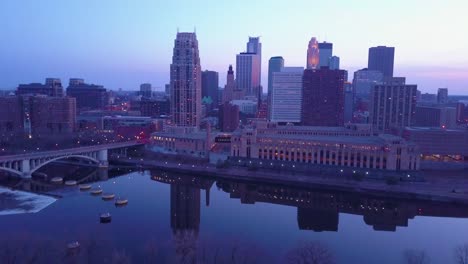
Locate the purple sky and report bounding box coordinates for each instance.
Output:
[1,0,467,94]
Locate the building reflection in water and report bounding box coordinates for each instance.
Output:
[216,180,468,232]
[151,172,214,262]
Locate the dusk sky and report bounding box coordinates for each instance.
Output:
[1,0,468,94]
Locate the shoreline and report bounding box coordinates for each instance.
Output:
[112,158,468,205]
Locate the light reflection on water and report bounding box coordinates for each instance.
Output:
[1,169,468,263]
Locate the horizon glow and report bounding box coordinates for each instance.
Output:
[1,0,468,94]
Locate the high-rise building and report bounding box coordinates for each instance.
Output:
[344,82,354,123]
[170,32,202,128]
[66,78,108,111]
[165,84,171,96]
[301,68,346,126]
[17,78,64,97]
[306,37,319,69]
[201,70,219,113]
[270,67,303,124]
[140,83,152,98]
[437,88,449,104]
[267,56,284,119]
[236,52,261,99]
[329,56,340,70]
[352,68,384,99]
[318,42,333,68]
[368,46,395,78]
[370,78,417,133]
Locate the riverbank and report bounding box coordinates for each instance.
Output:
[112,157,468,205]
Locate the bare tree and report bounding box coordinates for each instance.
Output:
[403,249,430,264]
[286,241,335,264]
[455,243,468,264]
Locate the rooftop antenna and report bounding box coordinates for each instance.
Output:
[177,27,179,33]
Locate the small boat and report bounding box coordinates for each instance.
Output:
[79,184,92,191]
[67,241,80,250]
[100,212,112,223]
[101,193,115,201]
[90,188,103,195]
[51,177,63,184]
[65,180,77,186]
[115,198,128,206]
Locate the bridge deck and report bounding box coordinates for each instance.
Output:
[0,141,143,162]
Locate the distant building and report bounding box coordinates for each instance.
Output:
[222,65,244,103]
[344,82,354,123]
[329,56,340,70]
[131,98,170,117]
[236,52,261,99]
[102,116,161,140]
[165,84,171,95]
[318,42,333,68]
[270,67,303,124]
[66,78,108,111]
[0,95,75,137]
[230,99,257,115]
[368,46,395,78]
[370,78,417,133]
[301,68,346,126]
[170,32,202,129]
[419,93,437,104]
[140,83,152,98]
[437,88,449,104]
[201,70,219,113]
[414,106,457,128]
[267,56,284,119]
[17,78,64,97]
[353,68,384,99]
[219,102,239,132]
[306,37,319,69]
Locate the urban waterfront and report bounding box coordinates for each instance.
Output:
[2,167,468,263]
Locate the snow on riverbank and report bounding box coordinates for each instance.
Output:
[0,187,56,215]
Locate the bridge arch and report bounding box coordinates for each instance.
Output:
[29,154,100,175]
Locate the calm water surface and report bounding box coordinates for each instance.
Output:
[1,169,468,263]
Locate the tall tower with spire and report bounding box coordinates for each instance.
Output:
[170,32,202,129]
[307,37,320,69]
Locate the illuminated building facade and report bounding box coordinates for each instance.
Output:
[306,37,319,69]
[231,121,420,172]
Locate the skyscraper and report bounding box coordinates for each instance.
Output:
[170,32,202,128]
[437,88,449,104]
[201,70,219,113]
[267,56,284,119]
[318,42,333,68]
[301,68,346,126]
[236,52,261,98]
[368,46,395,78]
[370,78,417,132]
[306,37,319,69]
[270,67,303,123]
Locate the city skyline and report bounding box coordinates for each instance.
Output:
[1,1,468,94]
